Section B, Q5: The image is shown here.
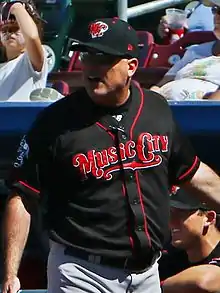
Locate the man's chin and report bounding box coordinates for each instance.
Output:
[86,87,107,98]
[171,240,183,248]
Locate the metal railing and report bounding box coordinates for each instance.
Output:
[118,0,192,21]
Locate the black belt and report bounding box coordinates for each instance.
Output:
[64,246,159,273]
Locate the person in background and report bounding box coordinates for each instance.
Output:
[0,0,48,102]
[159,187,220,293]
[158,0,214,41]
[151,0,220,101]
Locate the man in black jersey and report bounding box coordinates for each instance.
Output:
[160,187,220,292]
[2,17,220,293]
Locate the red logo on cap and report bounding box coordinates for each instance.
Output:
[89,21,109,38]
[128,44,133,51]
[170,186,180,195]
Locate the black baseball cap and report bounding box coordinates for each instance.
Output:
[170,187,209,211]
[71,18,139,58]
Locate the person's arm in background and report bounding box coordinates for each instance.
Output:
[187,4,214,33]
[150,43,199,92]
[2,193,32,293]
[158,4,214,41]
[157,15,188,40]
[10,2,44,72]
[203,90,220,100]
[168,118,220,211]
[182,162,220,211]
[2,109,50,293]
[162,265,220,293]
[150,75,175,92]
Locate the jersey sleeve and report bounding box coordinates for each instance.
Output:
[6,111,51,199]
[168,119,200,185]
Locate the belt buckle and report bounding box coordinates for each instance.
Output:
[88,254,101,264]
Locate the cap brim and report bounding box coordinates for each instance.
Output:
[170,199,199,210]
[71,40,123,55]
[71,39,135,57]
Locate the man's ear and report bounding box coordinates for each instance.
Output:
[128,58,139,78]
[204,210,216,227]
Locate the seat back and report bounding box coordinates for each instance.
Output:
[51,80,70,96]
[147,31,217,68]
[137,31,154,68]
[67,51,82,72]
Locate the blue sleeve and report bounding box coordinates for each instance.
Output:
[187,4,214,32]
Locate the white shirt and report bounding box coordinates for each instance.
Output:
[159,41,220,100]
[0,48,48,102]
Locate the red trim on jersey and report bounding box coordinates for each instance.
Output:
[129,83,151,245]
[122,183,134,249]
[18,181,40,194]
[130,82,144,139]
[96,122,115,140]
[135,171,151,246]
[178,156,199,181]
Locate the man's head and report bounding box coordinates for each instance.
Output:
[71,18,139,106]
[169,187,219,251]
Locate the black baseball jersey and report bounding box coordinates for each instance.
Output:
[6,81,200,260]
[159,242,220,280]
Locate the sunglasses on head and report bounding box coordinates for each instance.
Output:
[212,5,220,15]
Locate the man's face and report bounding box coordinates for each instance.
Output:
[170,207,206,250]
[81,52,138,105]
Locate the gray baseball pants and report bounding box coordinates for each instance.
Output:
[47,241,162,293]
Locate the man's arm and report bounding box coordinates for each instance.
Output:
[10,3,44,72]
[203,90,220,100]
[162,265,220,293]
[150,75,175,92]
[2,194,31,279]
[182,162,220,211]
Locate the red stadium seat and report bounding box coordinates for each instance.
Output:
[67,51,82,72]
[51,80,70,95]
[137,31,154,67]
[147,31,216,68]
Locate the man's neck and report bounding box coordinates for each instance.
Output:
[187,232,220,263]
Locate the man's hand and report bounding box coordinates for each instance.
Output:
[158,16,170,39]
[2,275,21,293]
[0,1,23,23]
[157,15,188,39]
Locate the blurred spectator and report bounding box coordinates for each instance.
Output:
[159,187,220,293]
[151,0,220,101]
[0,0,48,101]
[158,1,214,42]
